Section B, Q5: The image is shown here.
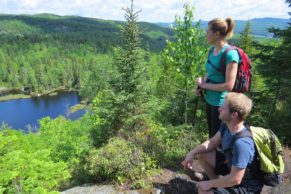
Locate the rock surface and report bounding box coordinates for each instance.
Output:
[61,185,144,194]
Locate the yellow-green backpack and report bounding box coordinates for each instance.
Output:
[231,125,284,187]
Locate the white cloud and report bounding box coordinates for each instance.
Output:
[0,0,289,22]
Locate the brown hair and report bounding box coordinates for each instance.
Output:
[225,92,253,121]
[208,17,235,38]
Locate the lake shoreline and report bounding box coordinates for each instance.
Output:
[0,87,79,102]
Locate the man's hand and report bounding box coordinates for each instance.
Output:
[196,77,204,87]
[181,152,194,170]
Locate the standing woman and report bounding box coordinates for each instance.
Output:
[196,18,239,138]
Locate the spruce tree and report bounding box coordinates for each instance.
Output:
[91,0,150,146]
[113,0,150,129]
[239,20,253,54]
[250,0,291,142]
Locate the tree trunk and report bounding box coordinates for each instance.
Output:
[184,79,188,124]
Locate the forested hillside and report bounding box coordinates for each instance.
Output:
[0,13,173,52]
[0,14,173,94]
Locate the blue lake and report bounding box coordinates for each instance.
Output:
[0,91,85,131]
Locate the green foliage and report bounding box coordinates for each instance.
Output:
[0,113,95,192]
[79,54,113,102]
[158,3,207,125]
[0,129,70,193]
[85,137,155,187]
[144,30,169,39]
[247,0,291,144]
[132,120,207,168]
[90,91,117,147]
[238,20,254,54]
[2,2,291,192]
[0,20,41,35]
[38,116,92,165]
[0,39,104,92]
[90,0,153,145]
[0,13,173,94]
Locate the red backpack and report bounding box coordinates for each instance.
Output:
[220,46,252,93]
[207,46,252,93]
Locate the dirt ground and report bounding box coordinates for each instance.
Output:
[150,147,291,194]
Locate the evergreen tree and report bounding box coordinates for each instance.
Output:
[239,20,253,54]
[112,0,150,130]
[237,19,263,96]
[250,0,291,143]
[91,0,151,146]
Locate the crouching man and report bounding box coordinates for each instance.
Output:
[182,92,263,194]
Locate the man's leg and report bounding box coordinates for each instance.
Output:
[196,150,219,180]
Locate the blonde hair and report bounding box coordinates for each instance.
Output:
[225,92,252,121]
[208,17,235,38]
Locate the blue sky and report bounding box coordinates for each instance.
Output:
[0,0,289,22]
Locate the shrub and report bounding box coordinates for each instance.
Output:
[37,115,94,187]
[133,120,207,168]
[0,129,70,193]
[85,137,155,187]
[38,115,92,166]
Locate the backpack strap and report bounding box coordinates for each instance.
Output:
[207,47,222,73]
[208,46,238,76]
[223,124,260,180]
[220,46,240,77]
[224,124,253,153]
[231,126,253,145]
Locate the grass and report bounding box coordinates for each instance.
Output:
[0,94,31,102]
[70,104,86,113]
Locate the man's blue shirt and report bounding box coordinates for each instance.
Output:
[219,123,264,191]
[219,124,255,169]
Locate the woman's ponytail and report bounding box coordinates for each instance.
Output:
[208,17,235,38]
[225,17,235,37]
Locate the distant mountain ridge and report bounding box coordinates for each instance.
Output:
[0,13,173,52]
[156,17,289,37]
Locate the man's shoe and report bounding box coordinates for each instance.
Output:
[184,168,209,182]
[193,172,209,182]
[172,175,197,194]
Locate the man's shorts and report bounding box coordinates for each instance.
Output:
[213,186,261,194]
[213,149,261,194]
[215,149,229,176]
